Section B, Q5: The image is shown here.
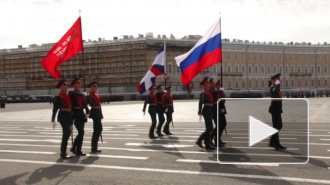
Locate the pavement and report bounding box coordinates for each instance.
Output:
[0,98,329,185]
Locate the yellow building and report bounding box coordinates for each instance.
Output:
[0,35,329,96]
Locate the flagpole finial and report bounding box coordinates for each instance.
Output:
[79,9,81,16]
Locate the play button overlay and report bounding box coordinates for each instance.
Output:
[249,116,278,147]
[217,98,309,164]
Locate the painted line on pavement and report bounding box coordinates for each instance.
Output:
[0,150,56,154]
[176,159,280,166]
[0,159,329,184]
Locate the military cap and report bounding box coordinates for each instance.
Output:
[156,85,162,90]
[165,86,171,90]
[200,77,209,86]
[209,78,214,83]
[271,73,281,79]
[88,81,98,88]
[215,79,221,85]
[56,79,68,88]
[148,85,155,90]
[71,77,81,85]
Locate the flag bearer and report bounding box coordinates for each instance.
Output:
[163,86,174,135]
[155,85,166,137]
[143,86,158,139]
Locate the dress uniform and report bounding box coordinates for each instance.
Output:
[86,81,103,153]
[51,79,73,159]
[269,73,286,150]
[143,86,158,139]
[69,78,89,156]
[163,86,174,135]
[155,85,166,137]
[196,77,215,151]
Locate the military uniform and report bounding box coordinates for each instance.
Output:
[52,79,73,159]
[155,85,166,137]
[210,81,227,147]
[163,86,174,135]
[143,86,158,139]
[86,81,103,153]
[68,78,89,156]
[196,78,215,151]
[269,73,286,150]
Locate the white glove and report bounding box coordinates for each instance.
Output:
[221,109,225,113]
[85,114,89,119]
[165,108,168,113]
[275,79,280,85]
[52,121,56,129]
[83,92,87,96]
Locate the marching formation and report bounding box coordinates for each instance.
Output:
[51,73,286,159]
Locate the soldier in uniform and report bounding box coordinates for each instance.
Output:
[155,85,166,137]
[51,79,73,159]
[196,77,216,151]
[163,86,174,135]
[86,81,103,153]
[69,78,89,156]
[143,85,158,139]
[269,73,286,150]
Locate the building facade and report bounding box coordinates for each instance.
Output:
[0,35,329,96]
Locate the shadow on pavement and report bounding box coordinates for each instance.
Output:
[0,172,29,185]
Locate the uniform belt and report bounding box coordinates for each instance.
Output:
[167,104,173,106]
[60,108,71,111]
[73,107,81,109]
[149,103,156,105]
[91,106,101,108]
[157,102,164,105]
[203,104,213,106]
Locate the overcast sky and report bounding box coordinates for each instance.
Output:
[0,0,329,49]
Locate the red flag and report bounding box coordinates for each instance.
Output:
[40,17,83,79]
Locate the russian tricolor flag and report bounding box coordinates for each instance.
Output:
[175,19,222,85]
[137,44,166,94]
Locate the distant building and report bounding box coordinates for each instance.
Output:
[0,34,329,96]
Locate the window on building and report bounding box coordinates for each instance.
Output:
[168,51,172,57]
[291,66,294,73]
[279,55,282,61]
[248,53,251,60]
[228,64,232,73]
[242,81,245,88]
[228,81,232,89]
[317,56,321,61]
[280,66,283,74]
[285,65,288,74]
[267,54,270,60]
[318,80,321,87]
[242,53,245,60]
[274,65,277,74]
[227,52,231,59]
[298,80,301,87]
[298,66,301,73]
[292,80,295,87]
[242,65,245,74]
[311,56,314,61]
[325,79,328,87]
[291,56,294,61]
[235,53,238,60]
[305,55,308,61]
[325,55,328,61]
[261,65,264,74]
[274,55,277,61]
[213,65,217,74]
[298,55,301,61]
[235,65,239,73]
[317,65,321,74]
[248,65,252,74]
[249,80,252,88]
[255,81,258,88]
[305,80,308,87]
[305,66,308,73]
[236,81,239,88]
[255,54,258,61]
[255,65,258,74]
[311,66,314,74]
[285,56,288,61]
[325,65,328,74]
[286,81,288,87]
[168,62,173,74]
[261,54,264,60]
[268,65,271,74]
[262,81,265,88]
[177,66,181,74]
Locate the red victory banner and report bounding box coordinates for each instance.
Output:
[40,17,83,79]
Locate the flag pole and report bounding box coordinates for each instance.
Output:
[164,38,167,88]
[79,10,86,92]
[219,14,223,87]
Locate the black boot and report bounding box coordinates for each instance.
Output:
[196,132,205,149]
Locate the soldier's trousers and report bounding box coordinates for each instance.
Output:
[164,112,172,133]
[73,119,85,152]
[59,120,72,155]
[91,118,103,150]
[211,113,227,145]
[270,113,283,145]
[156,109,165,134]
[197,106,213,147]
[149,112,157,137]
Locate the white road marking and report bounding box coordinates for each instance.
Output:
[125,143,193,148]
[0,150,56,154]
[0,138,105,144]
[86,154,148,160]
[0,159,329,184]
[176,159,280,166]
[0,131,27,134]
[232,137,298,140]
